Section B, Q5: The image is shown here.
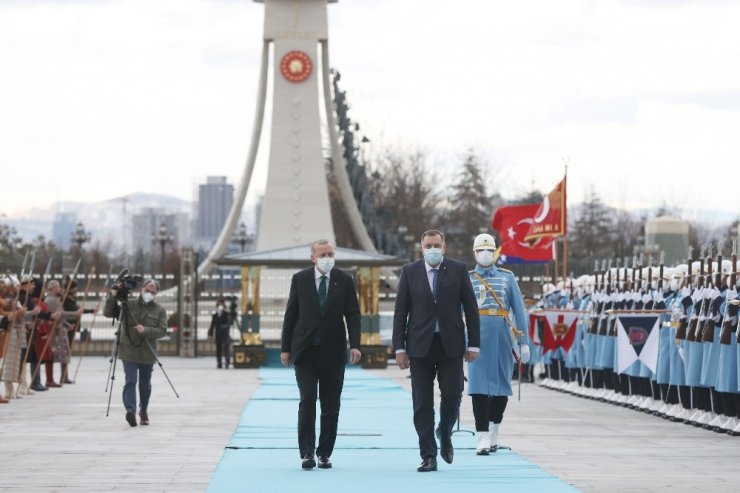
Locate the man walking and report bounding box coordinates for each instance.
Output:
[393,230,480,472]
[281,240,362,470]
[467,233,530,455]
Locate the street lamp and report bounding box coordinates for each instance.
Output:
[70,222,91,251]
[233,222,253,253]
[151,222,174,274]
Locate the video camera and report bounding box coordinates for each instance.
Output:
[110,268,143,300]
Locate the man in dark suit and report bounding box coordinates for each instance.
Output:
[281,239,362,470]
[393,229,480,472]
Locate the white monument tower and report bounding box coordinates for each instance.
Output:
[256,0,335,250]
[197,0,375,275]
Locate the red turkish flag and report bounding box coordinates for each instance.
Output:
[491,204,555,264]
[524,176,567,243]
[541,310,579,353]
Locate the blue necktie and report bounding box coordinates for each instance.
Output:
[431,268,438,300]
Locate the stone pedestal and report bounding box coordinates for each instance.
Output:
[233,344,266,368]
[360,345,388,369]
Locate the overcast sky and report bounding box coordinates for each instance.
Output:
[1,0,739,223]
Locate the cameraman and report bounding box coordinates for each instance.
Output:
[103,278,167,427]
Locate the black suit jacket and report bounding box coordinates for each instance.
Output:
[392,258,480,358]
[281,267,361,365]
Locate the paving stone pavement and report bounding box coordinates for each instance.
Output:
[1,356,259,493]
[2,356,739,492]
[375,366,740,493]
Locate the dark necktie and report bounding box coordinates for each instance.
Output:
[319,275,327,309]
[431,268,439,300]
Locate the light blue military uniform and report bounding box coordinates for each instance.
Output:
[716,289,738,394]
[699,287,723,388]
[655,290,675,385]
[467,264,529,397]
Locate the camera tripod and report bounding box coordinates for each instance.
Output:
[105,298,179,418]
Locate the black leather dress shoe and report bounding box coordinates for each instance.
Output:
[31,382,48,392]
[440,440,454,464]
[317,456,332,469]
[301,454,316,469]
[417,457,437,472]
[139,411,149,425]
[125,411,137,427]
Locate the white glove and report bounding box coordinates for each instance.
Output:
[654,290,664,304]
[641,293,652,304]
[519,344,531,364]
[727,289,737,302]
[703,287,712,300]
[710,288,720,300]
[477,285,486,307]
[680,287,691,299]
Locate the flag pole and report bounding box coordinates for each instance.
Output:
[561,165,568,283]
[553,239,559,285]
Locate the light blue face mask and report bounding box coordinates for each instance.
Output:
[423,247,443,266]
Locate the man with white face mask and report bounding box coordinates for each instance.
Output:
[467,233,530,456]
[393,229,480,472]
[104,278,167,427]
[280,240,362,470]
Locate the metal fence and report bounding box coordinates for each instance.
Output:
[60,266,549,355]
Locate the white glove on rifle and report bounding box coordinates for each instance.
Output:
[519,344,531,364]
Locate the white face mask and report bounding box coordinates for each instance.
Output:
[475,250,495,267]
[141,292,155,304]
[316,257,335,273]
[423,247,443,266]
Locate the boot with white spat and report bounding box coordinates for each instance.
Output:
[489,423,500,453]
[476,431,490,456]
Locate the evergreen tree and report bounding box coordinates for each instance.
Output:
[442,149,501,263]
[570,187,614,262]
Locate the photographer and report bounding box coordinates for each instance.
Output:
[103,278,167,427]
[208,298,232,369]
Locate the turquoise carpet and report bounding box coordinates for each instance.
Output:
[208,368,578,492]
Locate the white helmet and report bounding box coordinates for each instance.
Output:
[473,233,496,251]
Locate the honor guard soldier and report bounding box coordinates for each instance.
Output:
[466,233,530,455]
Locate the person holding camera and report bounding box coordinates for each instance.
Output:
[208,298,232,369]
[103,278,167,427]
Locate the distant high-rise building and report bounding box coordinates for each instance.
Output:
[52,212,77,250]
[195,176,234,249]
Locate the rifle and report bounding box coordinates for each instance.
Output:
[675,246,694,340]
[607,259,621,337]
[598,259,612,336]
[645,253,655,310]
[623,256,630,292]
[720,241,737,345]
[701,242,723,342]
[686,246,707,342]
[587,260,601,335]
[697,244,714,342]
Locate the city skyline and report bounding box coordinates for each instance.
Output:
[1,0,739,224]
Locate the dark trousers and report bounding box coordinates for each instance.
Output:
[294,347,345,458]
[215,327,231,367]
[122,361,153,413]
[409,333,464,459]
[471,394,508,430]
